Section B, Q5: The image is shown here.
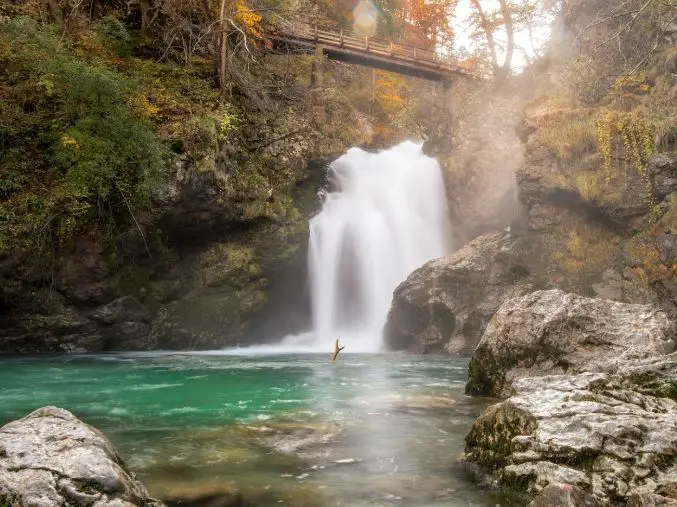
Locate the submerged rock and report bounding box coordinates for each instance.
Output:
[0,406,164,507]
[153,482,242,507]
[466,289,675,398]
[384,232,534,356]
[465,373,677,505]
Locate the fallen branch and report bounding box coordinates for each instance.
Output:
[331,339,345,361]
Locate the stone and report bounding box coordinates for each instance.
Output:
[466,289,675,398]
[0,290,102,354]
[92,296,150,325]
[527,483,603,507]
[0,406,164,507]
[650,152,677,201]
[627,492,677,506]
[54,239,116,305]
[465,373,677,505]
[152,483,242,507]
[91,296,152,350]
[384,232,534,356]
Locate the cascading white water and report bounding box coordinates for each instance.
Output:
[306,141,451,352]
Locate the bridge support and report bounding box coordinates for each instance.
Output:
[442,78,455,116]
[310,45,325,122]
[310,44,325,89]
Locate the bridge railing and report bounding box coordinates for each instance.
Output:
[270,15,476,76]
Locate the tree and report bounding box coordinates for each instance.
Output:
[399,0,457,49]
[468,0,515,78]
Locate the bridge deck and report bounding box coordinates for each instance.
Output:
[269,18,475,81]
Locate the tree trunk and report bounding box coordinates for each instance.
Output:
[46,0,64,26]
[469,0,499,71]
[498,0,515,78]
[139,0,151,29]
[218,0,231,95]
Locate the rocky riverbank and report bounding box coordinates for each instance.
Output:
[462,289,677,506]
[0,406,165,507]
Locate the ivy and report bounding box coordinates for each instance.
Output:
[596,109,655,189]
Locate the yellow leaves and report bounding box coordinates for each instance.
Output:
[596,109,655,178]
[127,93,160,118]
[234,0,263,39]
[612,72,651,94]
[61,134,80,152]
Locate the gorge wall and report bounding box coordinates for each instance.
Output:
[386,1,677,355]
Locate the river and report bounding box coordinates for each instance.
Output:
[0,352,516,506]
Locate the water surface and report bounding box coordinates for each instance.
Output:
[0,353,514,506]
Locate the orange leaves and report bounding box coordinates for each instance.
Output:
[234,0,263,39]
[374,70,407,115]
[372,70,408,143]
[400,0,456,48]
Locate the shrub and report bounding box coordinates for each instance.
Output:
[0,17,167,256]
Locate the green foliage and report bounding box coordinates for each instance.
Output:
[0,17,167,255]
[95,16,134,57]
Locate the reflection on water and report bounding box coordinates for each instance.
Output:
[0,353,517,506]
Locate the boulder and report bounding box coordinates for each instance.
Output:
[465,373,677,505]
[466,289,675,398]
[384,232,534,356]
[0,406,164,507]
[528,483,603,507]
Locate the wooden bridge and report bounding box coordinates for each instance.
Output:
[269,17,476,82]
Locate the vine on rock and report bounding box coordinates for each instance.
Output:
[596,109,656,213]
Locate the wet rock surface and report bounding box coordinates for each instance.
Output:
[465,373,677,506]
[384,232,534,356]
[0,406,164,507]
[466,289,676,398]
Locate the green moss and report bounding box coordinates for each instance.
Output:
[626,373,677,402]
[465,403,538,472]
[0,494,19,507]
[200,242,261,289]
[500,466,535,494]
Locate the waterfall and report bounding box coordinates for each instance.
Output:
[306,141,451,352]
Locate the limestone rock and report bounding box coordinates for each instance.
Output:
[384,232,534,356]
[0,406,164,507]
[528,483,603,507]
[466,289,675,397]
[650,152,677,201]
[465,373,677,504]
[91,296,152,350]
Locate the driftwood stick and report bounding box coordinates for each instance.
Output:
[331,339,345,361]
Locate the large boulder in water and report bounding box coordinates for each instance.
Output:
[0,406,164,507]
[466,289,676,398]
[384,232,534,355]
[465,371,677,505]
